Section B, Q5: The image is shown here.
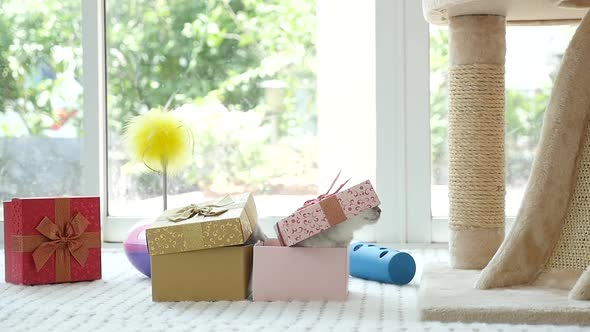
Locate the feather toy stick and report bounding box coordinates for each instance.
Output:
[125,108,192,210]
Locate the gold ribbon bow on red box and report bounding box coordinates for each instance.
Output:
[11,198,101,282]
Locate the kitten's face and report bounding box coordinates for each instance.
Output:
[333,205,381,234]
[360,206,381,224]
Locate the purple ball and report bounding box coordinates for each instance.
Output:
[123,220,152,277]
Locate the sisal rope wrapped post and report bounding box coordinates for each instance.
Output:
[448,15,506,269]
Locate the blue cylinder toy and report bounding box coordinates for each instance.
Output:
[349,242,416,285]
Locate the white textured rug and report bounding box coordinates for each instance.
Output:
[1,248,589,332]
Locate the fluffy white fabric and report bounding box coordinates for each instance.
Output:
[0,248,585,331]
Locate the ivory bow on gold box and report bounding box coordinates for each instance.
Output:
[146,193,258,256]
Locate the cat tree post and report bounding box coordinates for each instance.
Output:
[447,15,506,269]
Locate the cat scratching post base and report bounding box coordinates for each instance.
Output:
[571,266,590,300]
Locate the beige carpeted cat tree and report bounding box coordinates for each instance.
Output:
[419,0,590,325]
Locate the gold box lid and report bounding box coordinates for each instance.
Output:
[146,193,257,256]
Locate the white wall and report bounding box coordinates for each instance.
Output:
[317,0,377,189]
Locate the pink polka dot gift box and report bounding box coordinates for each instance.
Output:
[274,179,381,247]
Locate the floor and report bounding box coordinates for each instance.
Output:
[0,248,589,332]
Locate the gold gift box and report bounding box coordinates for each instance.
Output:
[146,193,257,302]
[151,244,253,302]
[146,193,257,255]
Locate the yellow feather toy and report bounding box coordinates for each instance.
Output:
[125,108,192,210]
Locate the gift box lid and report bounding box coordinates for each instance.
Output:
[146,193,257,256]
[275,179,380,246]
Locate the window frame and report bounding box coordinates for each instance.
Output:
[0,0,434,244]
[0,0,104,240]
[375,0,432,244]
[81,0,108,238]
[93,0,435,243]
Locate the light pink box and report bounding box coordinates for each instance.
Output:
[252,239,349,301]
[274,180,380,246]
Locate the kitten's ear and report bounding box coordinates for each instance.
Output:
[251,224,268,241]
[244,224,267,245]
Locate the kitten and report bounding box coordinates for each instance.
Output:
[295,206,381,248]
[247,206,381,248]
[247,221,269,244]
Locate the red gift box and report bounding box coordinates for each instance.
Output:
[4,197,101,285]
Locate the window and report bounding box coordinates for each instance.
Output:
[430,25,577,221]
[2,1,583,244]
[0,1,85,203]
[103,0,384,238]
[0,0,472,245]
[2,1,409,243]
[105,0,321,226]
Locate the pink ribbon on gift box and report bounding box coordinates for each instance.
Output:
[298,171,351,211]
[275,172,352,246]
